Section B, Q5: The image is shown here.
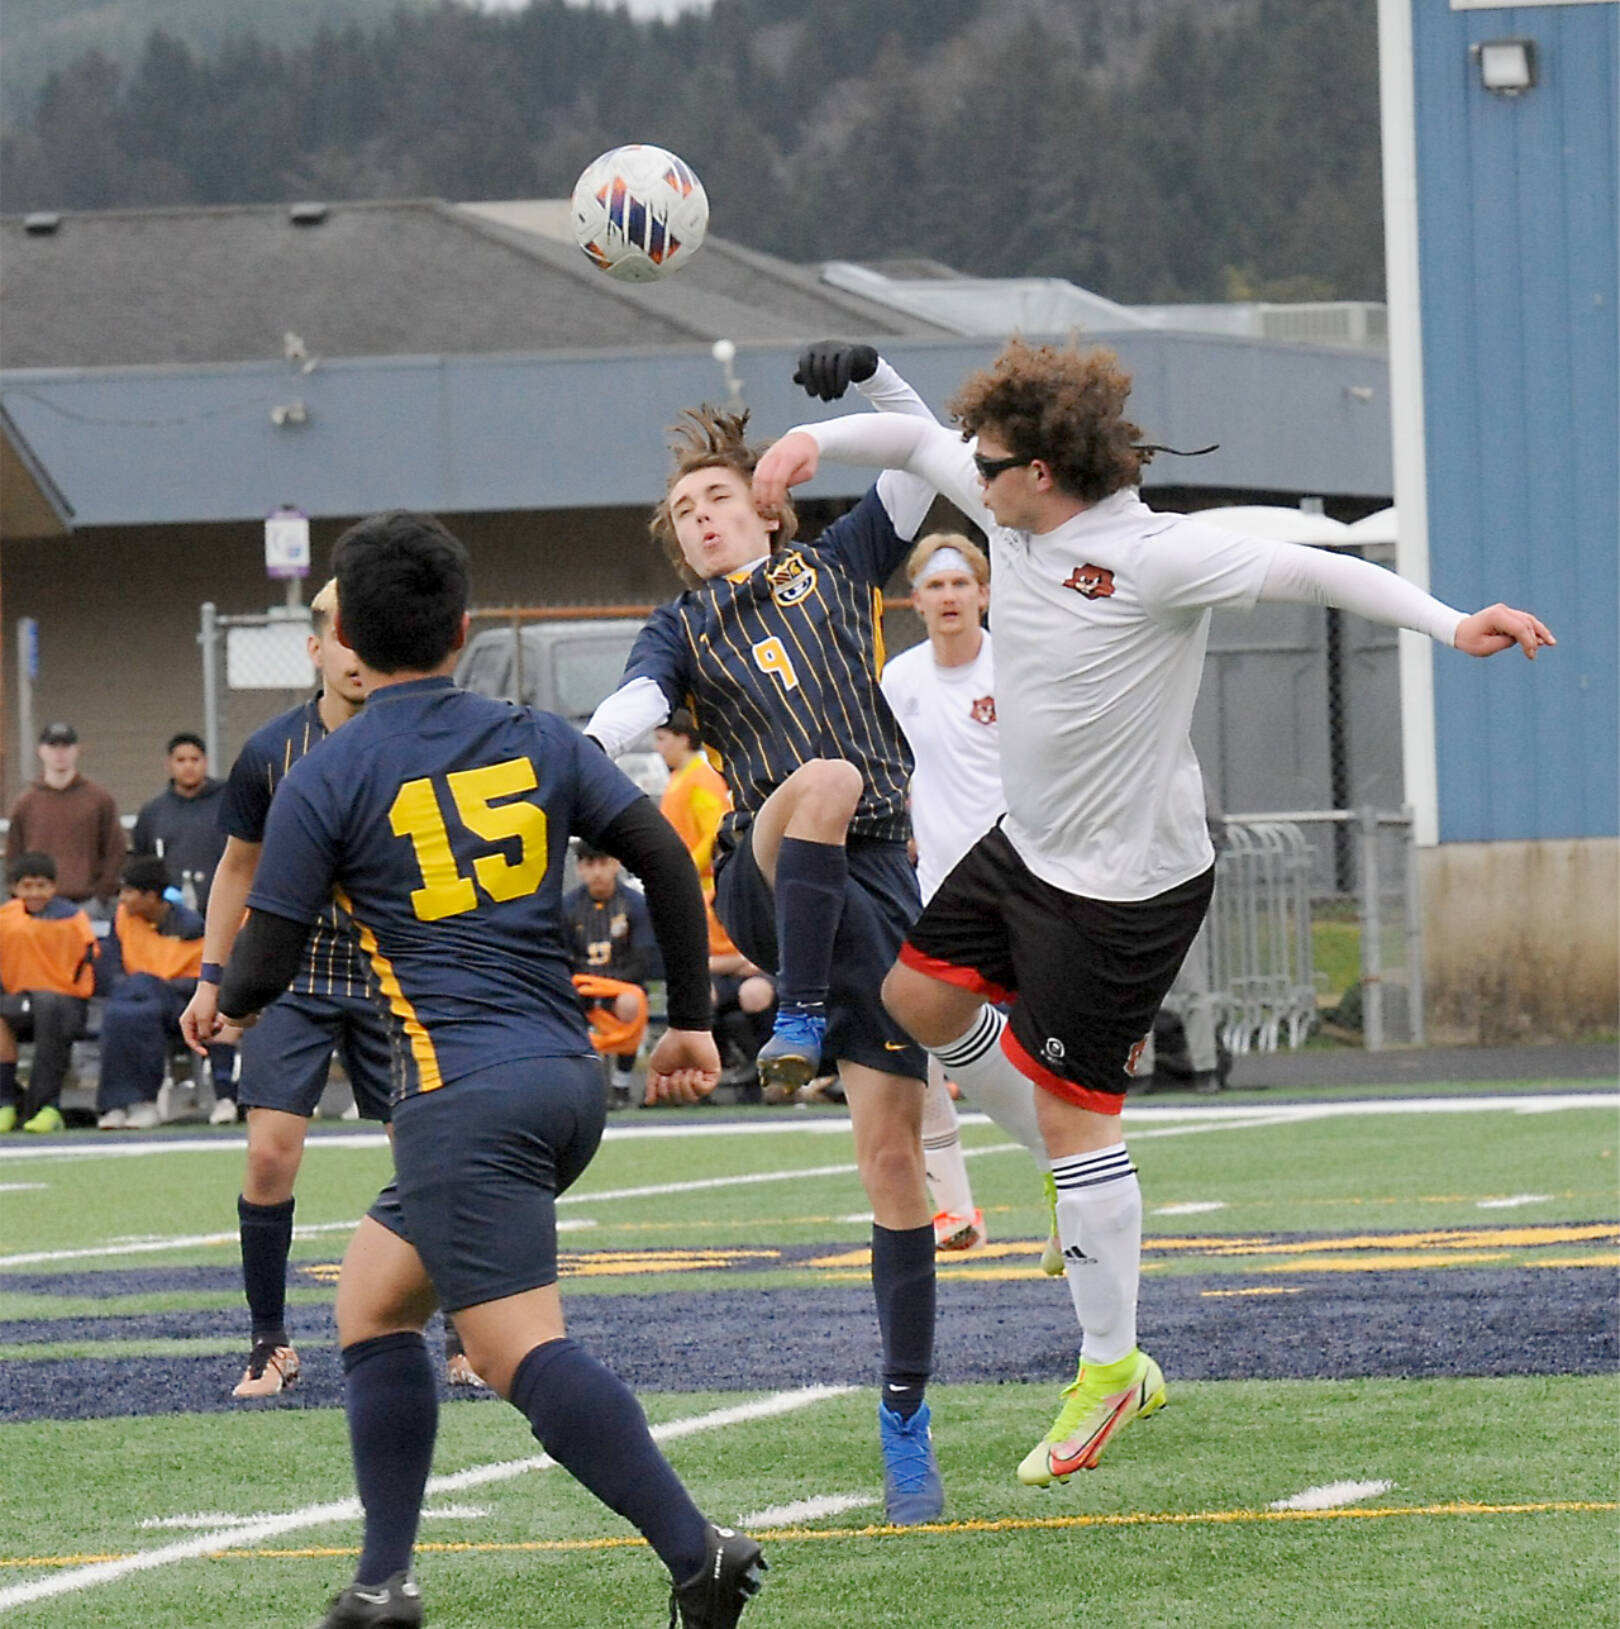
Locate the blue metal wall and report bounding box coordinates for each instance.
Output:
[1415,1,1619,841]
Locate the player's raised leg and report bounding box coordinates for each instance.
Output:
[747,759,861,1091]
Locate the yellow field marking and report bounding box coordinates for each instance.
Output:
[1201,1287,1302,1298]
[1207,1224,1618,1255]
[1261,1252,1513,1272]
[14,1497,1609,1570]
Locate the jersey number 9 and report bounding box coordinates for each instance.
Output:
[752,636,800,692]
[389,757,549,922]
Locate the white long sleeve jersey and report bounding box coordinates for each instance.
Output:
[797,407,1465,904]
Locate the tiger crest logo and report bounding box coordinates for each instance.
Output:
[765,550,818,607]
[970,695,996,726]
[1063,564,1116,600]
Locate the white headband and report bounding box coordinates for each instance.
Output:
[915,546,976,584]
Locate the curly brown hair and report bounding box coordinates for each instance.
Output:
[947,338,1152,503]
[649,405,799,588]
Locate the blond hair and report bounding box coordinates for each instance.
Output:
[649,406,799,588]
[309,577,338,635]
[905,531,990,587]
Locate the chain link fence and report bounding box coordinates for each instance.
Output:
[198,603,318,774]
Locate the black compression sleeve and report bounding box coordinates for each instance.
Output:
[595,797,714,1032]
[218,908,312,1022]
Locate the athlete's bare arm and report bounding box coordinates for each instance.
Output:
[179,834,259,1053]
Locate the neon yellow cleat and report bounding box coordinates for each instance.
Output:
[22,1103,64,1134]
[1039,1170,1064,1276]
[1017,1348,1166,1486]
[0,1104,16,1134]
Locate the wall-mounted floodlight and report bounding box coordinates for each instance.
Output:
[1473,38,1537,97]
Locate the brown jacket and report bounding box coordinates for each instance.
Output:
[5,777,127,902]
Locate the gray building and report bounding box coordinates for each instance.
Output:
[1,197,1393,815]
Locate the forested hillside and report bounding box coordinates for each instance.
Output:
[0,0,1384,305]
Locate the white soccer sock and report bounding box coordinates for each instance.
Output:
[921,1057,976,1218]
[930,1005,1046,1165]
[1052,1144,1142,1366]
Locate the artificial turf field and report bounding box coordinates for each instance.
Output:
[1,1078,1615,1627]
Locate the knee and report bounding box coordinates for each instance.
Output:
[792,758,863,824]
[244,1139,302,1201]
[881,964,962,1049]
[739,975,774,1015]
[858,1126,926,1198]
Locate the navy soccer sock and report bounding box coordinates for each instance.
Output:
[0,1061,16,1107]
[343,1332,438,1586]
[238,1195,295,1346]
[773,837,847,1011]
[872,1223,935,1419]
[510,1338,708,1583]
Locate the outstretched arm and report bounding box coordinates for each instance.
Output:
[792,343,942,540]
[755,412,989,528]
[1259,544,1554,656]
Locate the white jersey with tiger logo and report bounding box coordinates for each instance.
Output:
[880,630,1003,903]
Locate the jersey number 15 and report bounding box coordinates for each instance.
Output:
[388,757,549,923]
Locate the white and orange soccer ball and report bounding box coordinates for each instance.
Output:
[570,144,708,283]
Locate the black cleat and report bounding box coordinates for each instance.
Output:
[313,1571,423,1628]
[668,1524,767,1629]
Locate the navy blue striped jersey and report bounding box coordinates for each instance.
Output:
[561,881,652,984]
[246,677,643,1098]
[622,487,914,842]
[219,697,368,999]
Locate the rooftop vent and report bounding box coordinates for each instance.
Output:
[23,213,62,237]
[288,202,329,227]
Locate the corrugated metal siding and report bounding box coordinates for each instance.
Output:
[1415,1,1619,841]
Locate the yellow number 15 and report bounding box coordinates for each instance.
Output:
[389,757,549,922]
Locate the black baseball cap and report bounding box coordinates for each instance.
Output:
[39,722,77,745]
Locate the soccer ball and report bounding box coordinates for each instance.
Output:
[570,144,708,283]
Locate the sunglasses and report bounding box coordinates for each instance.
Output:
[972,451,1034,481]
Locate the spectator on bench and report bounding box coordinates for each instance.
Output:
[0,852,97,1135]
[131,732,229,917]
[562,841,652,1109]
[96,854,234,1130]
[5,722,126,920]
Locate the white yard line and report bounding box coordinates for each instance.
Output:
[740,1493,878,1527]
[1476,1194,1552,1209]
[0,1384,854,1613]
[0,1217,595,1271]
[0,1092,1611,1167]
[1270,1479,1395,1511]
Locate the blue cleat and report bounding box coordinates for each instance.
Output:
[755,1005,826,1095]
[879,1400,944,1525]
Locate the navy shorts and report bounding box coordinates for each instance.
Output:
[715,830,926,1081]
[901,824,1215,1113]
[367,1054,605,1313]
[237,990,394,1122]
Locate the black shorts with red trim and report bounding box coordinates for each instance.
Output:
[900,824,1214,1112]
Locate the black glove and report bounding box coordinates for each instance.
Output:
[793,341,880,402]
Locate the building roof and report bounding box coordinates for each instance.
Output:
[0,199,951,371]
[0,198,1395,529]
